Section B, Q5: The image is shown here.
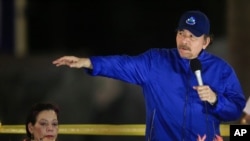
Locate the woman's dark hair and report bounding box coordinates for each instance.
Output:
[24,102,60,139]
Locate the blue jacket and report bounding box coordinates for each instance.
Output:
[88,48,246,141]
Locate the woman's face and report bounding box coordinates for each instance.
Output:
[28,110,58,141]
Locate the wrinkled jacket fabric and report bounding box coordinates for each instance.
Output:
[87,48,246,141]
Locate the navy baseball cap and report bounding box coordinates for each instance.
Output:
[177,10,210,37]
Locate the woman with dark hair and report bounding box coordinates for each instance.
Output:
[22,102,60,141]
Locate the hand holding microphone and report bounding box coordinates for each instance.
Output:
[190,58,217,105]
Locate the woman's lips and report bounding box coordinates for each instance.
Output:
[44,135,54,138]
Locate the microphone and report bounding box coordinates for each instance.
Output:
[190,58,203,86]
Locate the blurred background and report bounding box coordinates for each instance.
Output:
[1,0,250,141]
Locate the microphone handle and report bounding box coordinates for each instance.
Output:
[195,70,203,86]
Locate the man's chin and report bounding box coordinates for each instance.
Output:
[179,54,192,59]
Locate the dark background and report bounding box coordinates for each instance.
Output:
[1,0,226,55]
[0,0,229,141]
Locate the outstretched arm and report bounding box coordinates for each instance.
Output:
[52,56,93,69]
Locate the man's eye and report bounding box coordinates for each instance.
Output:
[178,31,183,35]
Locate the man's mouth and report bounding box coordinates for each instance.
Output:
[179,46,190,51]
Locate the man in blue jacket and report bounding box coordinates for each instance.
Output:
[52,10,246,141]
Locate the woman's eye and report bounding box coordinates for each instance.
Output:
[39,122,48,126]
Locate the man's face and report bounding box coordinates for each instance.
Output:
[176,29,209,59]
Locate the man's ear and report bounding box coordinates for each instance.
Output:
[203,37,210,49]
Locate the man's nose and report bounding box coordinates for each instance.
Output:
[182,37,189,45]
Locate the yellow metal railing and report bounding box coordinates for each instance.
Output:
[0,123,229,136]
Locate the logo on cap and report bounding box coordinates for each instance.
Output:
[177,10,210,37]
[186,17,196,25]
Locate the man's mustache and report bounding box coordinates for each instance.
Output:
[178,45,191,51]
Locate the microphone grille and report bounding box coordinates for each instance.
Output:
[190,58,202,72]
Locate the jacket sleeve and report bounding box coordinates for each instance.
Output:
[86,49,157,85]
[209,64,246,121]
